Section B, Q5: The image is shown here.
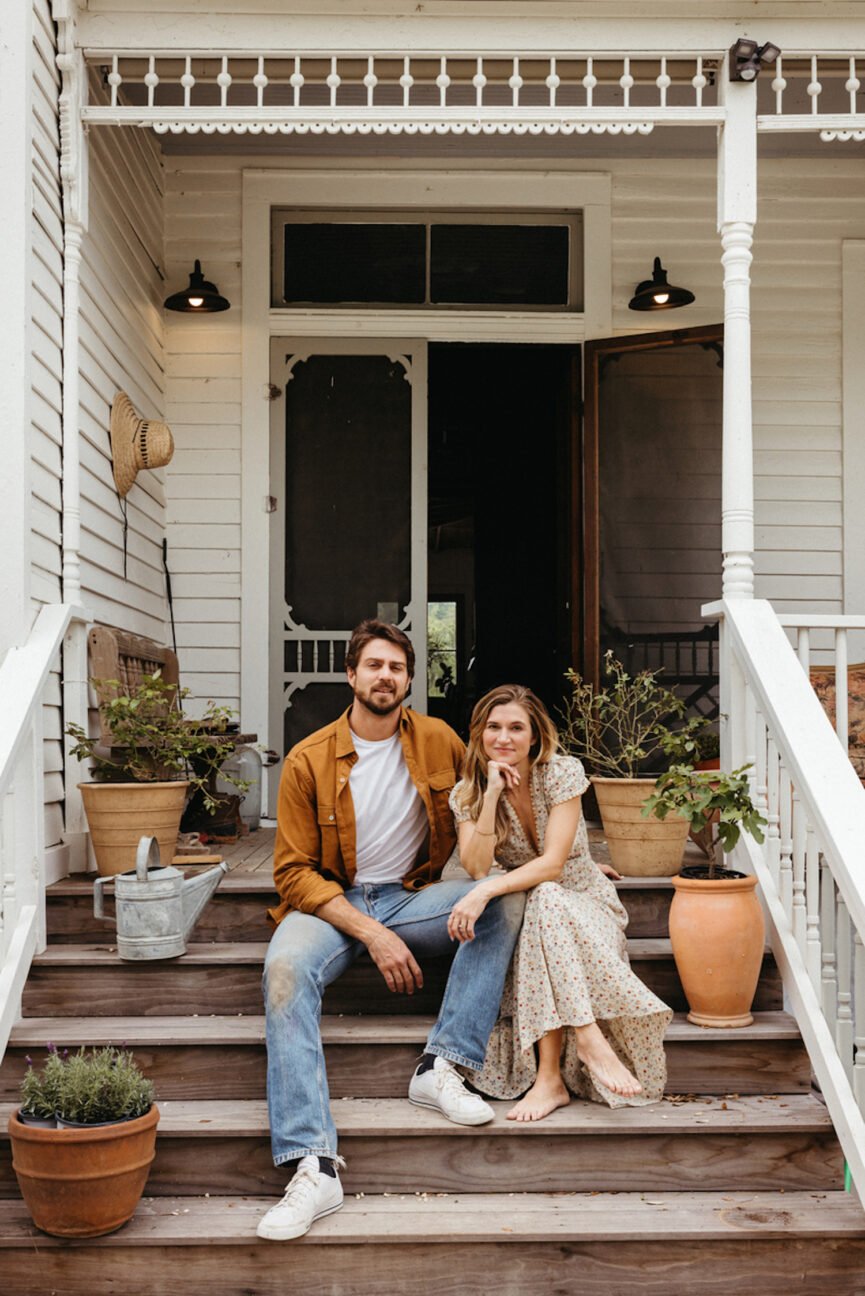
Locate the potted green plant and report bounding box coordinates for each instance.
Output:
[7,1045,159,1237]
[643,765,768,1027]
[560,652,707,876]
[66,670,244,876]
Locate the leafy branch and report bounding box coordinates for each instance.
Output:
[560,652,708,778]
[66,672,247,813]
[641,763,767,876]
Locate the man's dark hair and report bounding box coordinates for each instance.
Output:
[346,619,415,679]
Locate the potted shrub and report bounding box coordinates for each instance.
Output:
[643,765,768,1027]
[7,1045,159,1237]
[66,670,244,876]
[560,652,707,876]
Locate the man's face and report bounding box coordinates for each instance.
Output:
[347,638,411,716]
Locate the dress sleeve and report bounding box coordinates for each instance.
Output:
[545,754,589,806]
[448,780,473,824]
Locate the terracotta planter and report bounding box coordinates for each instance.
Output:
[591,777,689,877]
[8,1104,159,1237]
[669,873,765,1027]
[80,781,188,876]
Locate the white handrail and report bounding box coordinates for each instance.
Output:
[0,602,88,1057]
[712,598,865,1203]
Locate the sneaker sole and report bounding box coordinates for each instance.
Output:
[408,1094,495,1126]
[256,1198,344,1242]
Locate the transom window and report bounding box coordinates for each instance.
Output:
[270,210,583,311]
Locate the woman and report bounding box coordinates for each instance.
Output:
[446,684,672,1121]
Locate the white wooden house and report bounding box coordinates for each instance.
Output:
[3,0,865,1288]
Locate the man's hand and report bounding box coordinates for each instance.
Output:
[366,927,424,994]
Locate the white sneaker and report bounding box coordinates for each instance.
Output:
[408,1056,495,1126]
[256,1156,344,1241]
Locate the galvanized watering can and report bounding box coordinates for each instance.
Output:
[93,836,228,960]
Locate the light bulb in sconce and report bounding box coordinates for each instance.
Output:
[629,257,694,311]
[163,260,231,313]
[653,292,670,305]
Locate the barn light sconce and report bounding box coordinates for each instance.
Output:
[729,38,781,83]
[163,260,231,313]
[628,257,695,311]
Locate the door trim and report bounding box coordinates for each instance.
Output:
[582,322,724,685]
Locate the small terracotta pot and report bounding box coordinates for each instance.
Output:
[8,1104,159,1237]
[591,777,689,877]
[80,782,188,876]
[669,873,765,1027]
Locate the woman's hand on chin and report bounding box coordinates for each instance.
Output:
[447,882,493,942]
[487,760,520,795]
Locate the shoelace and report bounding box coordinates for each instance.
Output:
[435,1064,478,1104]
[274,1164,319,1212]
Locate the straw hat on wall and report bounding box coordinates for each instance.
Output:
[109,392,175,498]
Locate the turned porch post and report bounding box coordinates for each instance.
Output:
[717,72,757,601]
[716,68,758,770]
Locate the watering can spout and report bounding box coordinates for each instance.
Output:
[181,861,229,940]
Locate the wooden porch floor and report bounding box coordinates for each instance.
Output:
[214,823,700,878]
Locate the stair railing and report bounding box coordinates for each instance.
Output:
[711,598,865,1204]
[0,603,86,1056]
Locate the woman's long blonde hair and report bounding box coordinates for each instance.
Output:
[454,684,560,848]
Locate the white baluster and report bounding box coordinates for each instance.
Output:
[144,55,158,109]
[1,784,16,965]
[805,823,821,993]
[290,57,304,108]
[546,57,559,108]
[797,625,810,675]
[837,897,854,1082]
[217,56,231,109]
[108,54,121,109]
[821,861,838,1024]
[656,57,670,109]
[779,762,793,919]
[327,58,341,108]
[182,56,196,110]
[847,57,860,115]
[791,791,807,954]
[583,57,596,108]
[692,56,706,108]
[854,930,865,1112]
[744,681,757,799]
[620,57,633,109]
[808,55,822,115]
[772,56,786,115]
[509,57,522,109]
[754,709,769,828]
[835,627,849,750]
[766,737,781,890]
[401,57,414,109]
[437,57,450,108]
[364,57,377,108]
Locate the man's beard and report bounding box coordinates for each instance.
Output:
[353,683,407,717]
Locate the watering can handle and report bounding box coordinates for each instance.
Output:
[93,875,112,923]
[136,836,162,883]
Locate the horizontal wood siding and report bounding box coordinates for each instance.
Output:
[164,163,242,711]
[79,89,167,641]
[30,0,64,848]
[612,155,857,618]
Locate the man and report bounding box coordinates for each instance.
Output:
[257,619,524,1242]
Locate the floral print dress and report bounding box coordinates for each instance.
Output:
[449,754,672,1108]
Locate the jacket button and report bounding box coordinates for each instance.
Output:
[329,814,335,821]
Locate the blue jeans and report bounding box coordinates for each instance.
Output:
[263,879,524,1165]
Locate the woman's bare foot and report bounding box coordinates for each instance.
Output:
[574,1022,643,1098]
[506,1076,571,1122]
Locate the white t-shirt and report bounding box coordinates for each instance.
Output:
[350,731,429,884]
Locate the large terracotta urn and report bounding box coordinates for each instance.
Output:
[591,777,689,877]
[79,781,188,876]
[669,873,765,1027]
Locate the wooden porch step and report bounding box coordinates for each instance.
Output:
[1,1012,811,1100]
[21,939,783,1017]
[0,1192,863,1295]
[0,1094,840,1197]
[44,874,676,942]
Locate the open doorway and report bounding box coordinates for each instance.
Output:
[584,325,724,716]
[427,342,581,735]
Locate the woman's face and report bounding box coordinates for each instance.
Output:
[482,703,534,769]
